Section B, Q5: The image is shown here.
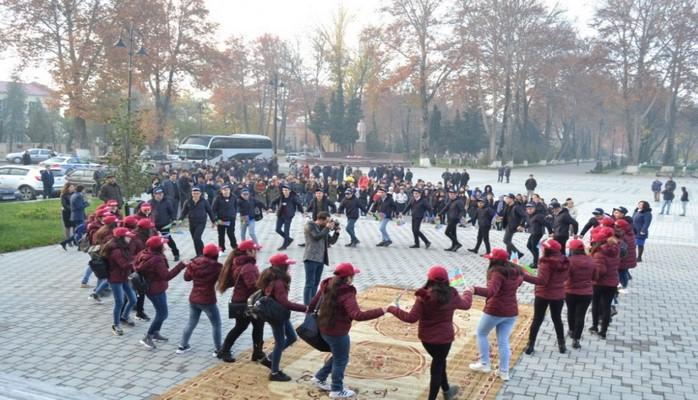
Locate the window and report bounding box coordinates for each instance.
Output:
[211,136,272,149]
[0,168,10,175]
[10,168,29,176]
[29,150,39,155]
[182,136,212,146]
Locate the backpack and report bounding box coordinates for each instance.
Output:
[253,206,264,222]
[88,251,110,279]
[129,271,149,293]
[247,289,290,325]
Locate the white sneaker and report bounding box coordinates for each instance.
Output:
[618,288,628,294]
[329,389,355,398]
[498,370,510,381]
[469,362,491,373]
[310,377,331,391]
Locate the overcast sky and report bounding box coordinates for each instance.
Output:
[0,0,598,86]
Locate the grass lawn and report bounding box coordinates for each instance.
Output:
[0,197,98,253]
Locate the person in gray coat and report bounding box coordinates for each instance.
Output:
[70,185,90,226]
[302,211,339,304]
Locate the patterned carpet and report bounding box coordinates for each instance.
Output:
[158,285,533,400]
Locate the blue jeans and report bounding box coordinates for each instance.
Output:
[81,265,92,284]
[270,319,297,373]
[346,218,357,243]
[618,269,630,288]
[110,282,137,326]
[303,260,324,304]
[146,292,168,335]
[316,333,350,392]
[379,218,391,242]
[275,217,292,246]
[180,303,222,350]
[661,200,672,214]
[475,313,517,373]
[241,218,258,243]
[93,278,109,295]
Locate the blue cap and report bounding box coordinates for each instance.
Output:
[345,188,353,194]
[240,188,250,194]
[525,202,536,208]
[191,186,201,192]
[220,184,231,190]
[592,208,604,215]
[153,186,164,194]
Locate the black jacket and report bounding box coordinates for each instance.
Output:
[408,197,432,220]
[40,170,54,187]
[370,194,397,219]
[475,206,496,228]
[552,208,579,237]
[580,217,599,237]
[271,193,304,220]
[339,196,364,220]
[525,178,537,191]
[99,183,123,206]
[500,203,527,232]
[238,197,266,218]
[150,198,177,229]
[162,179,179,203]
[441,198,465,222]
[181,198,215,224]
[212,194,237,221]
[307,196,337,220]
[526,211,548,237]
[178,177,192,200]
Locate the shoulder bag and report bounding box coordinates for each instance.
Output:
[296,294,330,352]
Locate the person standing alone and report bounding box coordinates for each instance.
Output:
[40,165,54,199]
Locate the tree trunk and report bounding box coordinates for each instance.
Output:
[74,116,87,149]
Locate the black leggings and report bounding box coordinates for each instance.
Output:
[217,222,237,251]
[220,312,265,354]
[445,220,460,247]
[422,342,451,400]
[527,234,542,266]
[565,293,592,340]
[528,297,565,346]
[591,286,617,333]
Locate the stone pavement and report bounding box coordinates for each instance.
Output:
[0,163,696,400]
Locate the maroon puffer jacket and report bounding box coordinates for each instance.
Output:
[565,254,596,296]
[592,241,620,288]
[474,266,525,317]
[104,241,133,284]
[264,277,306,314]
[388,287,472,344]
[526,252,569,300]
[309,278,384,336]
[230,255,260,303]
[134,248,185,295]
[618,227,637,270]
[184,256,222,305]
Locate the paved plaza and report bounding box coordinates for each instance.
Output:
[0,163,696,400]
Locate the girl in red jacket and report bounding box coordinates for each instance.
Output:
[308,263,384,399]
[129,218,155,321]
[135,236,186,349]
[176,243,223,355]
[524,239,570,355]
[256,253,307,382]
[564,239,595,349]
[589,226,620,339]
[388,266,472,400]
[216,240,271,366]
[102,227,137,336]
[470,248,528,382]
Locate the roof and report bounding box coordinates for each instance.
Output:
[0,81,54,97]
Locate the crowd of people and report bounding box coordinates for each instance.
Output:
[54,156,688,399]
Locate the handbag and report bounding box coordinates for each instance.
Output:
[129,271,149,293]
[88,252,109,279]
[296,295,330,352]
[247,289,290,325]
[228,302,248,319]
[253,206,264,222]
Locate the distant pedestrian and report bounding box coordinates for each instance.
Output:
[651,178,662,203]
[98,174,124,209]
[660,186,675,215]
[40,166,54,199]
[680,187,688,216]
[524,174,537,200]
[497,166,504,183]
[22,150,31,165]
[504,166,511,183]
[631,201,652,262]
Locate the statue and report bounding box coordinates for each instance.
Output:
[357,119,366,142]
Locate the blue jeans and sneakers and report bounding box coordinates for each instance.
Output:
[140,292,169,349]
[241,219,258,244]
[177,303,222,354]
[469,313,517,381]
[345,218,359,246]
[303,260,324,304]
[269,319,297,382]
[311,333,355,398]
[110,283,137,335]
[377,219,392,246]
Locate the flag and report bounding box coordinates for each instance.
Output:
[449,267,465,288]
[393,289,409,309]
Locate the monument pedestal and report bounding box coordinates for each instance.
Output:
[355,141,367,157]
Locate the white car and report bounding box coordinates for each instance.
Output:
[0,165,65,200]
[39,156,99,171]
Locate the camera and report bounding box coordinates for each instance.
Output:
[330,218,341,232]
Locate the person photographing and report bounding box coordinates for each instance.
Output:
[302,211,340,304]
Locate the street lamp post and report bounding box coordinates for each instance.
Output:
[115,23,146,199]
[268,72,284,156]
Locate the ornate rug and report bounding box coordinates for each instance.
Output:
[158,285,533,400]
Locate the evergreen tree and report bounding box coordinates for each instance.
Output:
[344,97,362,147]
[428,105,442,150]
[2,78,27,148]
[328,86,345,149]
[450,110,466,152]
[26,102,51,145]
[463,106,488,155]
[309,97,329,151]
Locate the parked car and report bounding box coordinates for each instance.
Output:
[39,156,100,171]
[0,188,21,201]
[140,149,168,161]
[65,168,99,193]
[286,152,310,162]
[5,148,57,164]
[0,165,65,200]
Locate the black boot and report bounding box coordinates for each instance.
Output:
[637,246,644,262]
[524,341,535,355]
[572,339,581,349]
[558,338,567,354]
[251,343,265,361]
